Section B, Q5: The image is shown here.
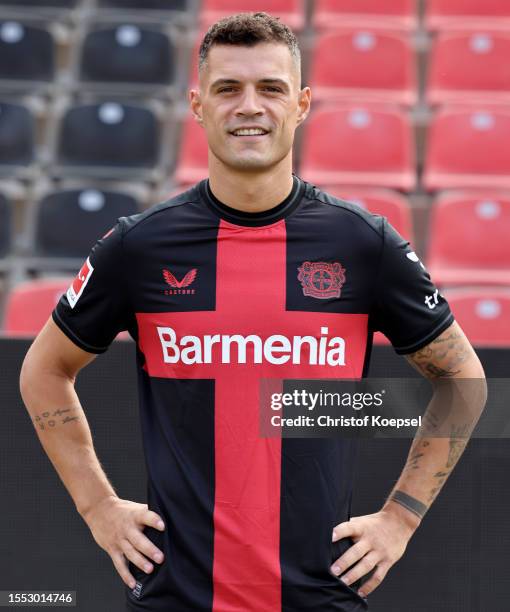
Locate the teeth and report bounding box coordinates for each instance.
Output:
[233,128,266,136]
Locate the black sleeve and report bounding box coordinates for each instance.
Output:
[369,217,454,354]
[51,220,131,354]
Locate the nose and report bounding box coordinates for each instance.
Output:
[235,85,264,117]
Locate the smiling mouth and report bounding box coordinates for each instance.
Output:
[230,128,269,137]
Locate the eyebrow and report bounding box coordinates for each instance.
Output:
[210,78,290,91]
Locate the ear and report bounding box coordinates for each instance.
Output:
[296,86,311,127]
[189,89,204,125]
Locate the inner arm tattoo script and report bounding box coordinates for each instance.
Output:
[32,407,81,431]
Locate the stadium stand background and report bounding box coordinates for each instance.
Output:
[1,0,509,346]
[0,0,509,347]
[1,4,510,611]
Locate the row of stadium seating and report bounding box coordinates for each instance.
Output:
[2,0,510,33]
[2,100,509,191]
[1,188,509,286]
[0,22,179,93]
[1,0,508,346]
[2,22,510,107]
[3,279,509,348]
[176,26,510,107]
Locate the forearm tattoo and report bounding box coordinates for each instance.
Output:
[402,324,479,503]
[427,425,470,503]
[402,438,430,472]
[388,490,428,519]
[446,424,470,468]
[32,406,80,431]
[400,424,471,506]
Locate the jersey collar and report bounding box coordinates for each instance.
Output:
[200,174,305,227]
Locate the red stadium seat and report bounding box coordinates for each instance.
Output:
[427,191,510,286]
[300,105,415,191]
[3,278,72,337]
[423,107,510,191]
[314,0,417,31]
[319,186,414,242]
[443,288,510,347]
[331,185,414,348]
[428,32,510,106]
[310,31,416,106]
[426,0,510,32]
[3,277,130,339]
[174,115,208,185]
[200,0,305,31]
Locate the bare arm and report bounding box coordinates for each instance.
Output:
[19,316,117,518]
[331,320,487,597]
[382,319,487,528]
[20,317,166,589]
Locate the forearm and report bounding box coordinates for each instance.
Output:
[379,322,488,532]
[382,434,465,532]
[20,368,117,519]
[382,378,487,532]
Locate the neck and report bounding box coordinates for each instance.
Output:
[208,155,294,212]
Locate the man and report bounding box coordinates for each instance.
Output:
[20,12,486,612]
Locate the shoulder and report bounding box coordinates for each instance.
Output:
[117,182,204,239]
[302,181,386,240]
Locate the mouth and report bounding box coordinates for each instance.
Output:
[229,127,270,137]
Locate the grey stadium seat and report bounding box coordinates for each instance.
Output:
[0,102,34,168]
[0,21,54,82]
[0,193,11,257]
[0,1,78,6]
[57,102,159,170]
[35,188,140,257]
[98,0,187,10]
[80,25,174,86]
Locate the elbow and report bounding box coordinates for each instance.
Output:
[19,350,36,406]
[478,371,488,413]
[471,355,488,412]
[19,342,47,407]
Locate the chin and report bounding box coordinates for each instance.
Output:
[226,156,273,171]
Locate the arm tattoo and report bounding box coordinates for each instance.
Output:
[402,439,430,473]
[446,424,470,468]
[32,407,80,431]
[398,323,484,508]
[428,469,451,503]
[388,490,428,519]
[426,424,470,502]
[405,328,470,379]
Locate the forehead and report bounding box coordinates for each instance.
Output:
[201,42,298,86]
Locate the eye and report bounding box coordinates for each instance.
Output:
[217,87,236,93]
[262,86,283,93]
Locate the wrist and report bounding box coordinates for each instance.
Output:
[78,493,118,522]
[381,498,423,537]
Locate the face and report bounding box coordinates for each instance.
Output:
[190,42,311,172]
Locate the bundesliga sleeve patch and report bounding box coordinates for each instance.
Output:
[67,257,94,309]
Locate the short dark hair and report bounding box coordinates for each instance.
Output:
[198,12,301,74]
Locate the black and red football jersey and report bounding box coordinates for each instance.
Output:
[52,176,453,612]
